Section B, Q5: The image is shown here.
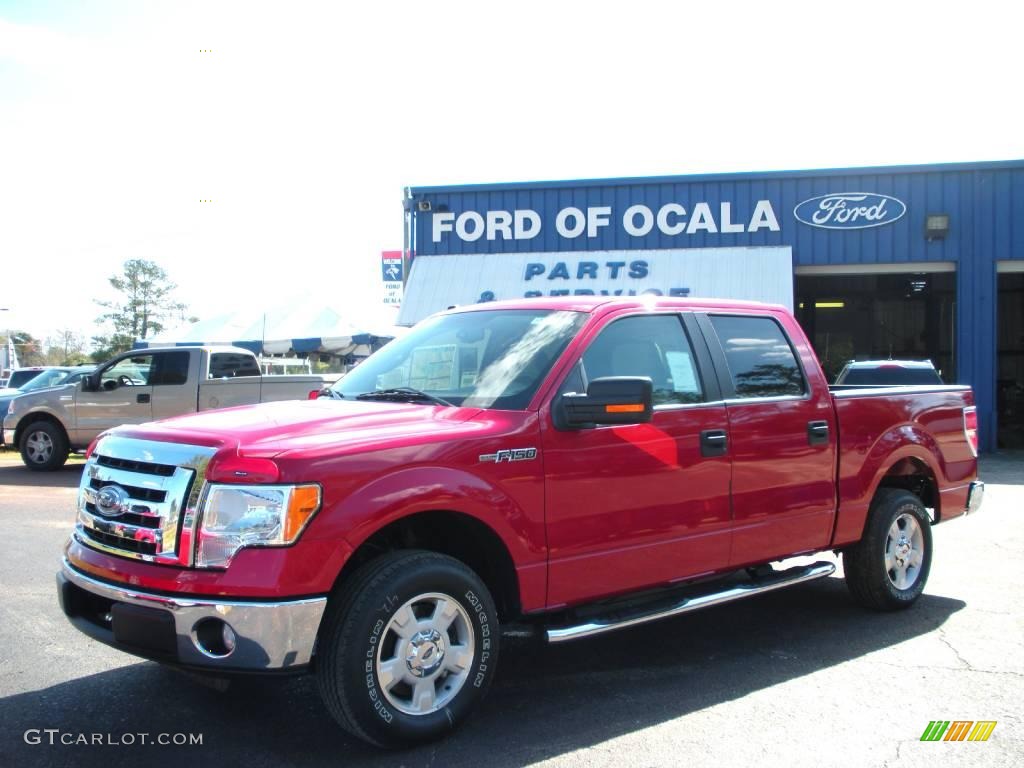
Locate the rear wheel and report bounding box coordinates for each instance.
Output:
[316,551,499,748]
[19,421,69,471]
[843,489,932,610]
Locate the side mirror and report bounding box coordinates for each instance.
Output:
[555,376,653,430]
[82,373,99,392]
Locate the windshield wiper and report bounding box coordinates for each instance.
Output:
[355,387,454,407]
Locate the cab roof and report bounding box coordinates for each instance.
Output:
[441,296,790,316]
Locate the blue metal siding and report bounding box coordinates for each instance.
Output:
[408,160,1024,451]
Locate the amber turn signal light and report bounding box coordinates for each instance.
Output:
[285,485,322,540]
[605,403,645,413]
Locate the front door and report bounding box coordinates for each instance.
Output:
[76,352,154,440]
[542,312,733,608]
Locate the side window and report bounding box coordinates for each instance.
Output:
[709,315,805,398]
[210,353,261,379]
[151,351,191,386]
[579,315,704,406]
[100,355,153,388]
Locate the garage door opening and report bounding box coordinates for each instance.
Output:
[794,271,956,384]
[997,270,1024,449]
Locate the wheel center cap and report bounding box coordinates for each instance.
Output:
[895,539,912,563]
[406,629,445,678]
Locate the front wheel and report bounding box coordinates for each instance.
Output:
[19,421,69,471]
[316,551,500,748]
[843,489,933,611]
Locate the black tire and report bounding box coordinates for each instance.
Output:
[843,489,933,611]
[19,420,69,471]
[316,550,500,748]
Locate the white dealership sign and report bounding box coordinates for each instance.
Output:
[397,247,793,325]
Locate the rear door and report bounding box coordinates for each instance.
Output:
[542,311,733,607]
[150,350,197,421]
[697,312,837,565]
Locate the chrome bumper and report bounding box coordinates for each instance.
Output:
[965,480,985,515]
[58,559,327,672]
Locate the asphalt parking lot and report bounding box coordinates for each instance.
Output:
[0,449,1020,767]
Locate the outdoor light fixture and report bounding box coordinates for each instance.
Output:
[814,301,846,309]
[925,213,950,240]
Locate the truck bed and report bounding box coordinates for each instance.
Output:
[830,384,976,547]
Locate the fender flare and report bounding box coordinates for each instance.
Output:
[862,425,945,516]
[13,408,71,447]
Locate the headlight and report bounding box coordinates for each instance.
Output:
[5,400,14,417]
[195,484,321,568]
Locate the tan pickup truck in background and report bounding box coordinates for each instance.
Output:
[2,346,340,470]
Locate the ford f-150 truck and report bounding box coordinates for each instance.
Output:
[3,346,339,471]
[56,298,983,748]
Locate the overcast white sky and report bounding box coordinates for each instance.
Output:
[1,0,1021,345]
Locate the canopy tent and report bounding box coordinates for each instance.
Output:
[134,303,404,356]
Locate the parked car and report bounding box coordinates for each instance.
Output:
[0,366,56,394]
[0,366,95,445]
[834,359,944,386]
[56,298,982,748]
[3,346,340,470]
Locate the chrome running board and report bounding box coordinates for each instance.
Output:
[546,561,836,643]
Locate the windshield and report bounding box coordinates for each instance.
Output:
[331,309,586,409]
[20,369,79,392]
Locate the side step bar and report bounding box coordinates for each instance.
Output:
[546,561,836,643]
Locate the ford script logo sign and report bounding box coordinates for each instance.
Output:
[794,192,906,230]
[95,484,130,517]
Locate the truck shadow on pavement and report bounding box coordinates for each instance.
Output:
[0,460,84,489]
[0,578,964,768]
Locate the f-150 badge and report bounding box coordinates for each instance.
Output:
[479,448,538,463]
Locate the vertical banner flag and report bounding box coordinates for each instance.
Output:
[382,250,404,307]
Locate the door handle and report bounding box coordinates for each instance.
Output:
[807,420,829,446]
[700,429,728,457]
[137,393,151,404]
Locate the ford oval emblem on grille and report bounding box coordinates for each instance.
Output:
[95,484,130,517]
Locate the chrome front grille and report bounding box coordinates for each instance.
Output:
[75,435,218,566]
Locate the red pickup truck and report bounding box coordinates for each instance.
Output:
[58,297,983,748]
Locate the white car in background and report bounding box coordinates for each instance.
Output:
[0,366,57,394]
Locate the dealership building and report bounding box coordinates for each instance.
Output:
[400,160,1024,451]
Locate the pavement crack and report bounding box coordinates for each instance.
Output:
[937,626,974,670]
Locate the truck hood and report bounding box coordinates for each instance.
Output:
[115,398,487,458]
[4,383,77,416]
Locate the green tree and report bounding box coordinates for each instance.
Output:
[93,259,188,360]
[45,329,90,366]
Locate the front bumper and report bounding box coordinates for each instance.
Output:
[58,559,327,673]
[965,480,985,515]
